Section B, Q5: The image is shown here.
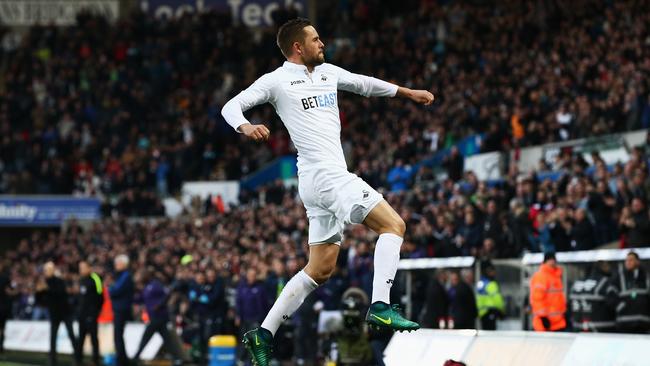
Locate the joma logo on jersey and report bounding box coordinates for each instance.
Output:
[301,92,337,110]
[290,80,305,86]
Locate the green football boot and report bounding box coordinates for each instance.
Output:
[366,302,420,332]
[242,327,273,366]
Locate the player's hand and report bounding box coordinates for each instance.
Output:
[409,89,435,105]
[239,123,270,142]
[397,87,434,105]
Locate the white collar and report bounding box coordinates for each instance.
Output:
[282,61,322,74]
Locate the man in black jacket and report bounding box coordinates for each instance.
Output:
[109,254,134,366]
[620,198,650,247]
[570,261,615,332]
[608,251,650,333]
[37,261,79,366]
[0,263,15,354]
[447,270,477,329]
[419,270,449,328]
[77,261,104,366]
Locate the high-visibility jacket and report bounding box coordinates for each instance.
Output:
[476,277,505,318]
[97,286,113,323]
[530,263,566,331]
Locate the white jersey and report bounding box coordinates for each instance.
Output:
[221,61,398,172]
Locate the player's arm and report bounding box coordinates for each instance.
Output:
[221,73,275,142]
[333,65,434,105]
[396,86,435,105]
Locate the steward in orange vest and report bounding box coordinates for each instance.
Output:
[530,252,567,331]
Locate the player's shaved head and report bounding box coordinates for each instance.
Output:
[277,18,312,58]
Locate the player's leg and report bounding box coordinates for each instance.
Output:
[260,239,339,333]
[363,200,405,304]
[363,200,419,331]
[243,215,343,366]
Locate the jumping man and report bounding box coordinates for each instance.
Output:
[221,18,434,366]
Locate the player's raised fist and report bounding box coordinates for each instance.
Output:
[410,89,435,105]
[239,123,270,142]
[397,87,435,106]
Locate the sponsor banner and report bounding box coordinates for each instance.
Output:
[0,1,119,26]
[141,0,306,27]
[464,151,503,181]
[5,320,162,360]
[0,196,101,227]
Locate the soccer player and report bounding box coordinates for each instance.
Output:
[222,18,434,366]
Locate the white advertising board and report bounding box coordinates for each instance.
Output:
[4,320,162,360]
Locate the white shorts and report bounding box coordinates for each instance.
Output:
[298,166,384,245]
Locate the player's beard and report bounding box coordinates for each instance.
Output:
[304,50,325,69]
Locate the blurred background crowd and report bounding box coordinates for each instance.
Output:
[1,0,650,364]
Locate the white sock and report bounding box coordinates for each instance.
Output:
[261,270,318,335]
[371,233,403,304]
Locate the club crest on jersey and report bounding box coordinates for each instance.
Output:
[301,92,337,110]
[321,74,327,81]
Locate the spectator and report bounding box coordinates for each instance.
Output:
[205,268,227,336]
[444,147,464,182]
[109,255,134,366]
[76,261,104,366]
[36,261,79,366]
[619,198,650,247]
[447,270,477,329]
[188,272,217,363]
[608,251,650,333]
[570,208,596,251]
[548,208,573,252]
[386,159,413,192]
[419,270,449,329]
[133,269,183,365]
[0,263,14,354]
[457,210,483,256]
[482,200,502,243]
[570,261,615,333]
[236,268,269,363]
[476,262,505,330]
[530,252,567,332]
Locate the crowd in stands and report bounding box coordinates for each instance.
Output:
[3,141,649,360]
[1,0,650,205]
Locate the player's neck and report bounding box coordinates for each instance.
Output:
[286,57,315,73]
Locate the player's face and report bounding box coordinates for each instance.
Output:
[299,26,324,67]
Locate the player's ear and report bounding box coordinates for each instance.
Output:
[293,41,302,55]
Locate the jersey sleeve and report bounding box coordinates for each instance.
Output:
[331,64,398,97]
[221,72,276,132]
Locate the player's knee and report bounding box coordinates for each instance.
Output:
[309,264,335,284]
[385,217,406,237]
